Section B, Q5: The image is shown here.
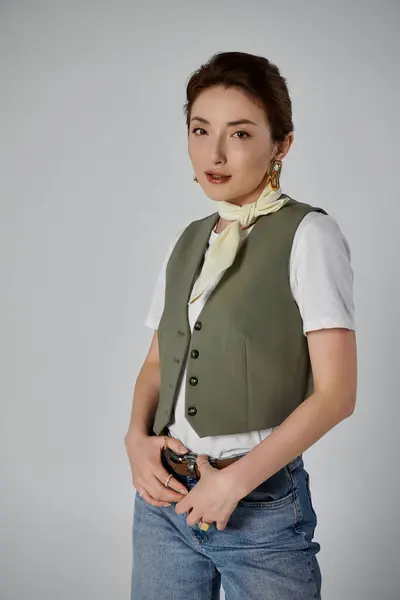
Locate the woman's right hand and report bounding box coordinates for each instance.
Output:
[125,432,190,507]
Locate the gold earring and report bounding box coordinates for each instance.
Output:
[269,160,282,190]
[193,175,199,183]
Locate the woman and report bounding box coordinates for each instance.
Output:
[125,51,357,600]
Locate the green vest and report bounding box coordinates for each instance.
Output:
[152,195,328,438]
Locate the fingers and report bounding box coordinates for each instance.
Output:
[133,434,190,507]
[215,519,229,531]
[155,468,189,499]
[138,472,188,506]
[137,489,171,508]
[186,509,203,528]
[160,435,188,455]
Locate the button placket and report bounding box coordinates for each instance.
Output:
[187,320,202,420]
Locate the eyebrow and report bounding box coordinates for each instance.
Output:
[190,116,258,127]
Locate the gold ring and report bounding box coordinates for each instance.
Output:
[163,473,173,487]
[199,520,210,531]
[139,489,148,498]
[197,459,209,470]
[164,435,169,450]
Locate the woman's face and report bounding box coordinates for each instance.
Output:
[188,86,293,206]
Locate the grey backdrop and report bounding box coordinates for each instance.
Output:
[1,1,399,599]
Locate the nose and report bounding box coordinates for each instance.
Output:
[210,137,227,165]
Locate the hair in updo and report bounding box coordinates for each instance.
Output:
[183,51,293,143]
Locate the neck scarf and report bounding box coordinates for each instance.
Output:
[189,180,289,304]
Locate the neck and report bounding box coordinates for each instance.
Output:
[213,217,231,234]
[214,216,257,234]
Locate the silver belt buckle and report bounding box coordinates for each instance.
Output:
[163,447,199,475]
[182,452,199,475]
[184,452,217,474]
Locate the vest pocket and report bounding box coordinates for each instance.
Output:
[238,465,294,509]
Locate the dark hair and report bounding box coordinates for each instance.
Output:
[183,51,293,143]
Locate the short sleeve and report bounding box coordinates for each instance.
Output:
[144,227,186,330]
[289,212,356,336]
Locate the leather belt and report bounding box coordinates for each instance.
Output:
[162,446,243,479]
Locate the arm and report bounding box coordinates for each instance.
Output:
[223,327,357,499]
[124,331,189,504]
[124,330,161,440]
[125,227,185,442]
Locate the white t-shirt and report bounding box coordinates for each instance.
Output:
[145,211,356,459]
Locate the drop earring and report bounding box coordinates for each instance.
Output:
[269,160,282,190]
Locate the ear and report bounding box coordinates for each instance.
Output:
[275,132,294,161]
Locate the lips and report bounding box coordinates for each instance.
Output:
[205,172,231,184]
[205,171,231,178]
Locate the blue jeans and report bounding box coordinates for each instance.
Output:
[130,453,321,599]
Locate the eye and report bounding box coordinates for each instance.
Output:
[192,127,206,135]
[233,130,251,139]
[191,128,251,139]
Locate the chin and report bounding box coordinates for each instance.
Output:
[202,187,236,203]
[206,193,233,203]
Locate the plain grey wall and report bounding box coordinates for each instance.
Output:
[1,1,399,599]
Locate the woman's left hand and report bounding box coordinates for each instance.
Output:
[174,454,241,531]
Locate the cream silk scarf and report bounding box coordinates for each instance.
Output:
[189,180,289,304]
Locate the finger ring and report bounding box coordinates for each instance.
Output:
[164,435,169,450]
[139,489,148,498]
[198,459,209,470]
[199,520,210,531]
[163,473,173,487]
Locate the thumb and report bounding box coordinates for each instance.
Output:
[196,454,212,474]
[164,436,189,454]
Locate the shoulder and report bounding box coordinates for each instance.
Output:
[167,225,187,250]
[166,212,217,253]
[293,211,352,257]
[289,211,355,335]
[169,212,218,249]
[181,212,218,233]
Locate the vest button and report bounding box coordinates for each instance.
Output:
[188,406,197,416]
[173,356,180,363]
[190,349,199,359]
[194,321,202,331]
[189,376,198,386]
